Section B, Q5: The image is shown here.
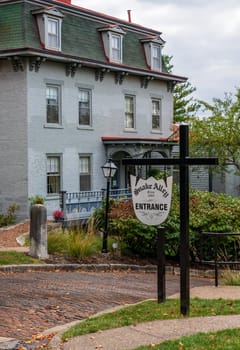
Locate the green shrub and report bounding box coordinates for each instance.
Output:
[91,187,240,262]
[0,204,20,227]
[47,228,102,258]
[164,187,240,262]
[28,195,45,205]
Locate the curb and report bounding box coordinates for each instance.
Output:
[0,262,216,278]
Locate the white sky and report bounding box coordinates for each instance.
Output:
[72,0,240,104]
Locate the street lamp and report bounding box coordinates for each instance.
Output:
[101,159,117,253]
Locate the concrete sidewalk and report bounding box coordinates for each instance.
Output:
[57,314,240,350]
[48,285,240,350]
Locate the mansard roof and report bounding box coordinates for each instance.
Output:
[0,0,187,82]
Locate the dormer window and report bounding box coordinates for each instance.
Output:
[152,44,161,71]
[111,34,122,63]
[141,35,165,72]
[98,25,126,64]
[32,7,64,51]
[47,17,61,50]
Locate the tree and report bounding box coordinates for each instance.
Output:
[163,55,200,123]
[190,88,240,172]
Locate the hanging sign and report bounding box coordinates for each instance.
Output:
[130,175,173,226]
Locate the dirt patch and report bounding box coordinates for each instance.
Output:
[0,221,30,247]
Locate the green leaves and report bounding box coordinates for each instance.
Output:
[190,87,240,173]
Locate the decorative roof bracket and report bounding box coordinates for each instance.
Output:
[140,76,154,88]
[29,57,46,72]
[115,71,128,85]
[95,68,110,81]
[8,56,24,72]
[66,62,81,77]
[167,80,177,92]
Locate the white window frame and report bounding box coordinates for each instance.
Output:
[46,84,61,125]
[110,33,122,63]
[78,88,92,127]
[151,98,161,131]
[45,16,62,51]
[151,44,161,71]
[46,155,61,195]
[125,95,136,130]
[79,155,92,191]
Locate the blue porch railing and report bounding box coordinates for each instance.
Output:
[60,188,131,223]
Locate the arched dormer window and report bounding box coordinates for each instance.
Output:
[98,25,126,64]
[32,7,64,51]
[141,35,165,72]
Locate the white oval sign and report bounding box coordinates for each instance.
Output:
[130,175,173,226]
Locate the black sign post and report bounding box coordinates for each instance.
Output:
[123,124,218,315]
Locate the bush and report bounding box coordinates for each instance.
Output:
[0,204,20,227]
[91,188,240,262]
[164,187,240,262]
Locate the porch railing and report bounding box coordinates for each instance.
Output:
[59,188,131,223]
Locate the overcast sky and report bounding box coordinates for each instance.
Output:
[72,0,240,104]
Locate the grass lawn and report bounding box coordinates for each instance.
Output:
[62,298,240,341]
[0,251,43,265]
[134,328,240,350]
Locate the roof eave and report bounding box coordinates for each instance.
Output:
[0,48,187,82]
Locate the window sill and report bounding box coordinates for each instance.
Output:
[44,124,64,129]
[46,194,60,200]
[77,126,94,131]
[151,130,162,134]
[123,128,137,133]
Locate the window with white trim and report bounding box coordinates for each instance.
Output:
[151,44,161,71]
[125,95,135,129]
[46,84,61,124]
[111,34,122,63]
[47,17,60,50]
[79,155,91,191]
[78,89,91,126]
[141,36,164,72]
[32,8,63,51]
[47,156,61,194]
[98,25,126,64]
[152,98,161,130]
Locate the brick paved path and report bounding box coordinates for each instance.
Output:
[0,270,212,342]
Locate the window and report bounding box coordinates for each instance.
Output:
[79,156,91,191]
[141,36,164,72]
[78,89,91,126]
[32,8,63,51]
[47,18,60,50]
[152,99,161,130]
[47,156,61,194]
[111,34,122,62]
[98,25,126,64]
[125,95,135,129]
[46,85,61,124]
[152,45,161,71]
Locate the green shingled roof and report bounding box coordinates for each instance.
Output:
[0,0,187,81]
[0,3,25,50]
[0,1,155,68]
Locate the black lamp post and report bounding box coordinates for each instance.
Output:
[101,159,117,253]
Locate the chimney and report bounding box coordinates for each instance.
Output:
[127,10,132,23]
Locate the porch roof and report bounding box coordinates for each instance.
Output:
[101,136,177,146]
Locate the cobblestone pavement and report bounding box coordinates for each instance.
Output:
[0,269,212,343]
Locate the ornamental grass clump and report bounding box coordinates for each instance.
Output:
[47,226,102,258]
